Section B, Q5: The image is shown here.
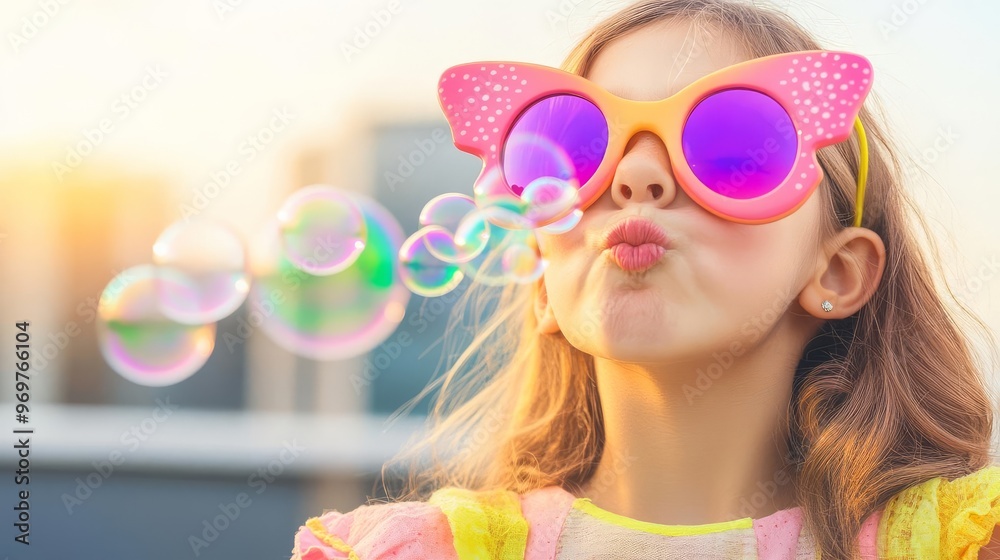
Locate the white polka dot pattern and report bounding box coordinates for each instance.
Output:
[773,52,872,145]
[438,62,553,161]
[756,51,873,196]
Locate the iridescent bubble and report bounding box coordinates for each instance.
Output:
[472,167,533,229]
[420,225,462,263]
[419,193,476,232]
[453,204,533,265]
[277,185,367,276]
[452,206,497,263]
[538,209,583,234]
[501,131,577,196]
[249,192,410,361]
[97,265,216,387]
[482,196,535,230]
[152,220,249,324]
[520,176,580,227]
[473,167,516,206]
[502,242,547,284]
[400,226,465,297]
[418,194,475,262]
[456,209,538,286]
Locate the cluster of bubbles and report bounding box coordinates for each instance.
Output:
[399,173,582,296]
[97,221,249,387]
[96,177,582,387]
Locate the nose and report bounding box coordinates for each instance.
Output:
[610,131,678,209]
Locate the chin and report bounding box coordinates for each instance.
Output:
[599,346,672,364]
[598,292,678,333]
[608,332,676,357]
[563,316,671,357]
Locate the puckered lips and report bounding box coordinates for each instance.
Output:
[602,217,672,273]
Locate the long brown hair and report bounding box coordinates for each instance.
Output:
[380,2,998,558]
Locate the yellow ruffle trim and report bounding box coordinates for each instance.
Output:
[878,465,1000,559]
[305,516,360,560]
[428,487,528,560]
[572,497,753,536]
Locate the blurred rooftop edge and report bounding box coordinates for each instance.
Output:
[0,114,481,559]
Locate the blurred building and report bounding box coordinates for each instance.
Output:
[0,117,480,559]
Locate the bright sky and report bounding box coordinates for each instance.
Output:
[1,0,998,354]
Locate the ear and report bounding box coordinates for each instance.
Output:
[534,276,561,335]
[799,227,886,318]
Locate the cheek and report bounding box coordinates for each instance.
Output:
[536,223,589,274]
[693,219,818,309]
[538,231,579,288]
[537,229,591,323]
[724,231,800,273]
[707,192,823,278]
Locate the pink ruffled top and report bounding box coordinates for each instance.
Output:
[290,465,1000,559]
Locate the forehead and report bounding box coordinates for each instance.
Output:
[586,18,748,101]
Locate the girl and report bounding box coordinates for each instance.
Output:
[291,1,1000,558]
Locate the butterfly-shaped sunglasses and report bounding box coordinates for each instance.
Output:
[437,50,873,227]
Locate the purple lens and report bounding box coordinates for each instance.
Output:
[502,95,609,196]
[682,89,797,199]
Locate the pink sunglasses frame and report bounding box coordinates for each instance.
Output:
[437,50,874,226]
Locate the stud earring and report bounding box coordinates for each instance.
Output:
[821,300,834,312]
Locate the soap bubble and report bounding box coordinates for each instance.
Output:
[97,265,216,387]
[471,168,533,229]
[418,194,476,262]
[419,193,477,232]
[452,204,532,266]
[419,225,463,263]
[249,192,409,361]
[152,219,249,324]
[502,242,547,284]
[455,207,540,286]
[537,208,583,234]
[520,176,580,226]
[277,185,367,276]
[501,132,577,197]
[399,226,465,297]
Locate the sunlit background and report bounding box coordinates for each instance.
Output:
[1,0,998,558]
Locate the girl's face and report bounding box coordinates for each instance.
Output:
[536,19,827,363]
